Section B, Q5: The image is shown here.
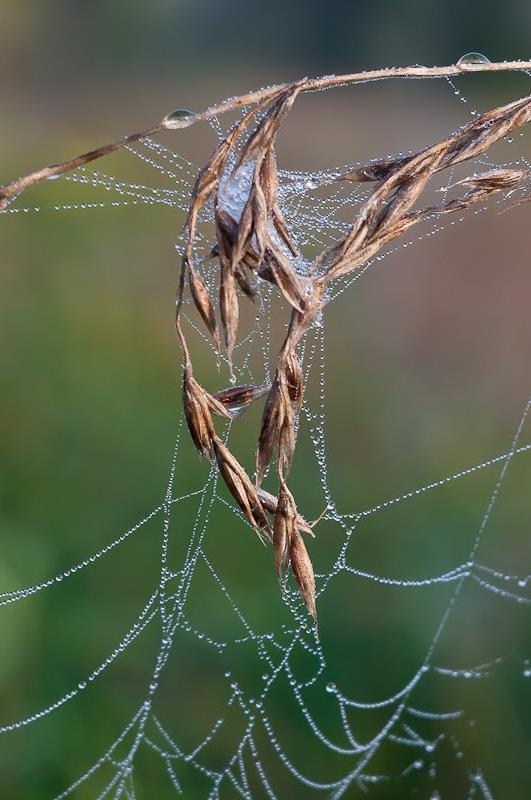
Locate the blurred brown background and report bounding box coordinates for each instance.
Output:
[1,1,531,798]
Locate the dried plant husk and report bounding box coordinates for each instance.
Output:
[339,96,531,190]
[260,148,299,257]
[212,437,272,542]
[257,488,314,535]
[258,246,308,313]
[213,383,271,417]
[341,155,414,183]
[232,86,301,174]
[219,259,239,372]
[234,264,257,302]
[187,260,221,353]
[316,147,448,280]
[232,163,269,268]
[444,167,528,192]
[216,215,240,376]
[273,481,297,579]
[255,351,303,485]
[260,147,279,209]
[215,209,260,272]
[182,367,216,460]
[289,529,317,624]
[268,480,319,621]
[285,352,303,417]
[184,97,277,244]
[256,378,286,486]
[204,392,233,421]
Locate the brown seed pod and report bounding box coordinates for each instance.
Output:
[232,87,301,174]
[234,264,257,302]
[444,167,527,192]
[213,383,271,417]
[273,482,297,580]
[213,437,272,542]
[289,530,317,624]
[285,352,303,416]
[187,261,221,354]
[340,155,413,184]
[204,391,233,421]
[258,246,307,313]
[182,367,215,461]
[260,147,279,210]
[217,229,240,377]
[255,379,286,486]
[278,404,296,477]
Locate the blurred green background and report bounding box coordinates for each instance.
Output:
[1,1,531,798]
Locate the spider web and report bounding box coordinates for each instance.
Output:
[1,69,531,799]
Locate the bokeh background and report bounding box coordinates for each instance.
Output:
[1,1,531,798]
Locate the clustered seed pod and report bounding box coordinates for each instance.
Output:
[174,84,531,626]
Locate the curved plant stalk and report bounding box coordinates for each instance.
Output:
[1,60,530,211]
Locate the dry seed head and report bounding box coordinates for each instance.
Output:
[171,73,531,631]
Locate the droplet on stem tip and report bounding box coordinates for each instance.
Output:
[162,109,198,129]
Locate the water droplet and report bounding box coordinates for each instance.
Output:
[78,681,86,690]
[325,682,336,694]
[162,109,197,129]
[304,177,319,190]
[457,52,491,66]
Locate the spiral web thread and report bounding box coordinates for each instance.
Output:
[2,71,531,799]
